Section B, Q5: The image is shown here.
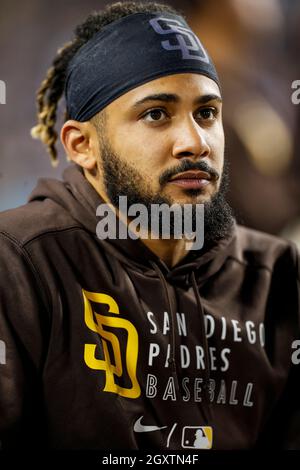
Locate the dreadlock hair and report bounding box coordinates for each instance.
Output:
[30,1,180,167]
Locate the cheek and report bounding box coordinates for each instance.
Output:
[115,136,168,174]
[210,126,225,166]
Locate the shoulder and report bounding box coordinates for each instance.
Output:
[0,197,87,313]
[233,224,299,276]
[0,198,81,248]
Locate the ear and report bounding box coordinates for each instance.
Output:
[60,120,97,170]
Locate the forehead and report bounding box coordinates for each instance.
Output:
[107,73,221,110]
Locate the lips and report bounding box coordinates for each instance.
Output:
[168,170,212,190]
[169,170,212,182]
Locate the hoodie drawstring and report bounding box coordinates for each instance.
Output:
[150,261,180,393]
[150,261,213,424]
[190,270,213,424]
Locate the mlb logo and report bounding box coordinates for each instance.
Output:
[181,426,213,449]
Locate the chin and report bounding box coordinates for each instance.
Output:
[176,191,212,205]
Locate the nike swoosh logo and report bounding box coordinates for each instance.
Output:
[133,415,167,433]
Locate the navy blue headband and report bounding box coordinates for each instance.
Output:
[65,12,220,122]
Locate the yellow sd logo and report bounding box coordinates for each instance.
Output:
[82,289,141,399]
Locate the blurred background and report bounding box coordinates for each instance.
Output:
[0,0,299,246]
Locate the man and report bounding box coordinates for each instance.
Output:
[0,1,299,450]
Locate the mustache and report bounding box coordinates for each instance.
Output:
[159,159,220,186]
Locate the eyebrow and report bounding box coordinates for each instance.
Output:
[132,92,222,108]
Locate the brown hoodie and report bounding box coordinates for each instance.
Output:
[0,164,299,450]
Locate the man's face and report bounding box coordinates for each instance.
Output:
[96,73,224,207]
[90,72,232,243]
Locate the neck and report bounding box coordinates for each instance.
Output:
[141,236,191,268]
[84,168,192,268]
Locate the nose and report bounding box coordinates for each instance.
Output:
[172,118,210,160]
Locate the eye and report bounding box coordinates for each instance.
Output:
[196,107,218,121]
[142,108,168,122]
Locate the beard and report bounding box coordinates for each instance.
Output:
[98,136,235,246]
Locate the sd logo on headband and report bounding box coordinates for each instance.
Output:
[149,17,210,63]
